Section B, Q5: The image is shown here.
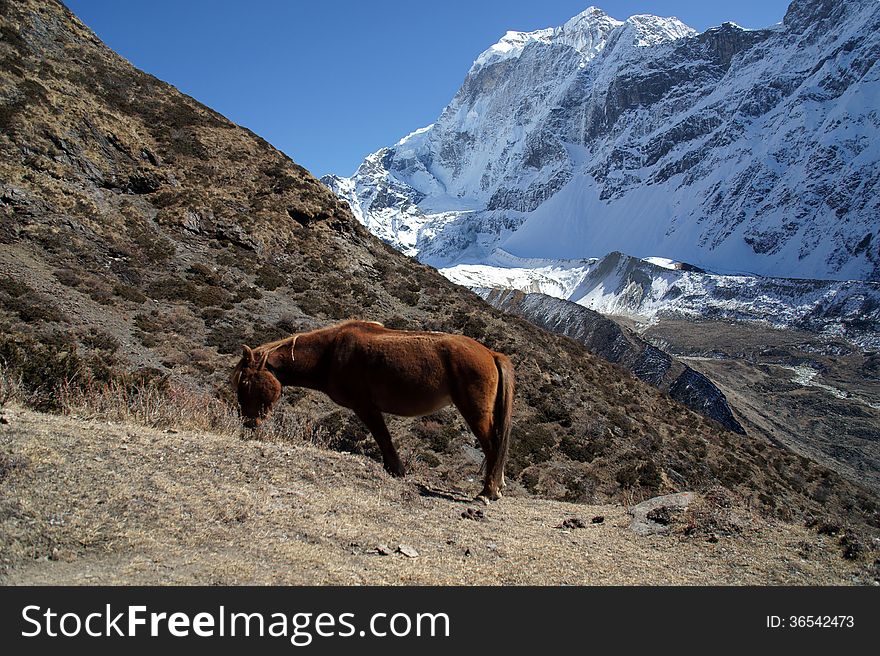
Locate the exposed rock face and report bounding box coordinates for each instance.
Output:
[325,0,880,282]
[482,288,746,433]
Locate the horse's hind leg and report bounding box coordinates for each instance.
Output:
[355,408,405,477]
[454,400,500,502]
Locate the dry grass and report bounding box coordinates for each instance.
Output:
[57,379,241,436]
[0,363,319,443]
[0,405,874,585]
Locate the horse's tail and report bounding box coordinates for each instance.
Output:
[491,352,515,487]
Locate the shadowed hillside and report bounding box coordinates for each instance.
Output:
[0,0,877,535]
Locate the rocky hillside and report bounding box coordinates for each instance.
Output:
[481,288,745,434]
[0,0,876,529]
[325,0,880,281]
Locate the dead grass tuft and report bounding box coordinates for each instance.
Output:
[57,379,242,437]
[2,362,335,448]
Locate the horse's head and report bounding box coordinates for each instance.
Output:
[232,345,282,429]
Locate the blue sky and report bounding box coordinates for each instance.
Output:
[66,1,793,178]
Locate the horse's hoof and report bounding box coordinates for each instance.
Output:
[385,464,406,478]
[475,489,501,504]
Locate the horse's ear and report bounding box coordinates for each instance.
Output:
[241,345,254,365]
[258,350,270,370]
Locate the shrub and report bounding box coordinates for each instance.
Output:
[80,328,120,353]
[563,472,599,503]
[414,419,458,453]
[388,278,421,307]
[186,263,222,286]
[126,221,176,263]
[638,460,663,491]
[383,315,414,330]
[533,396,572,426]
[0,277,65,323]
[201,307,227,326]
[147,276,230,308]
[0,277,31,298]
[206,323,252,356]
[615,463,639,488]
[254,264,286,291]
[317,411,380,461]
[0,332,87,411]
[616,458,663,490]
[559,435,608,463]
[53,268,83,288]
[508,423,556,477]
[113,283,147,303]
[4,294,65,323]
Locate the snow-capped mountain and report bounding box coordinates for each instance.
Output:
[324,0,880,284]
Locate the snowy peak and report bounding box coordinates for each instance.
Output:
[452,252,880,348]
[471,28,555,71]
[553,6,624,57]
[617,14,697,47]
[469,5,692,72]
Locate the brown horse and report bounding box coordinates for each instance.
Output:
[232,320,515,501]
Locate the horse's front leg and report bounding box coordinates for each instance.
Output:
[355,408,405,477]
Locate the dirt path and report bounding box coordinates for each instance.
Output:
[0,406,868,585]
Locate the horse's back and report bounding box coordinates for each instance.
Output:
[328,324,497,417]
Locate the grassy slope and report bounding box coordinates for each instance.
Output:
[0,405,870,585]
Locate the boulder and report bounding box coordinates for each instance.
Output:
[629,491,694,536]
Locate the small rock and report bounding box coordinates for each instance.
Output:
[163,428,179,434]
[591,516,605,524]
[370,544,391,556]
[397,544,419,558]
[49,548,60,561]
